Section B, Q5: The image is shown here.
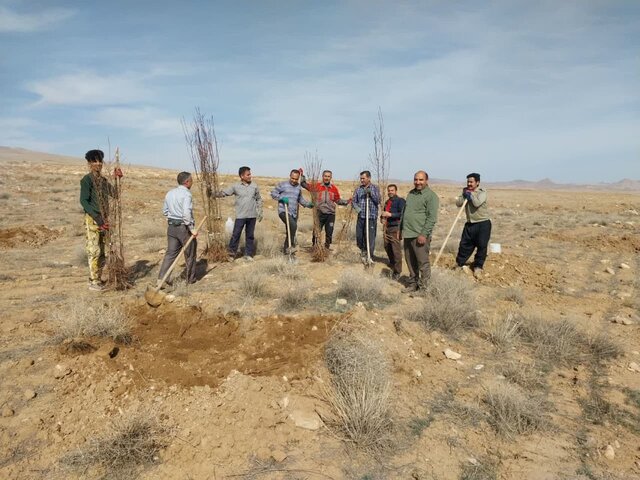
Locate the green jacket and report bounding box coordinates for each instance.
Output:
[401,186,439,238]
[80,173,112,226]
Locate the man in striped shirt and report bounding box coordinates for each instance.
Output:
[270,169,313,255]
[351,170,381,263]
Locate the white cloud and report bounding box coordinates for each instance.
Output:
[92,107,180,137]
[0,6,74,33]
[28,72,150,106]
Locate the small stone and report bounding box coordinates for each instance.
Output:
[256,447,271,461]
[1,406,14,417]
[605,267,615,275]
[41,274,48,280]
[331,279,338,284]
[335,298,348,306]
[444,348,462,360]
[165,294,176,303]
[53,364,71,379]
[96,342,119,359]
[620,263,630,269]
[289,410,321,430]
[611,316,634,326]
[628,362,640,373]
[603,444,615,460]
[278,396,289,409]
[413,369,422,378]
[474,364,485,370]
[467,457,479,466]
[23,389,36,400]
[271,450,287,462]
[311,325,318,331]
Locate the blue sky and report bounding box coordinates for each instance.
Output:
[1,0,638,183]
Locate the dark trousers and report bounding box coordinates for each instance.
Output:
[384,225,403,275]
[228,217,256,257]
[312,212,335,247]
[404,236,431,287]
[278,211,298,251]
[356,216,377,256]
[456,220,492,269]
[158,224,197,283]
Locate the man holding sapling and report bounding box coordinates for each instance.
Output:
[301,169,348,250]
[270,169,313,255]
[400,170,439,293]
[455,172,491,279]
[215,166,263,261]
[380,184,405,280]
[351,170,381,263]
[79,149,123,291]
[158,172,198,285]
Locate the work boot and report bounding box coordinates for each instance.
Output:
[473,268,483,279]
[88,281,105,292]
[402,283,418,294]
[461,265,473,276]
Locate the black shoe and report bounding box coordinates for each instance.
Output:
[402,284,418,294]
[391,273,400,281]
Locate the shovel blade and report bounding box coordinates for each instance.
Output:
[144,286,165,307]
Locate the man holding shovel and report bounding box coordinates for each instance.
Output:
[157,172,199,286]
[270,169,313,256]
[351,170,381,265]
[455,173,491,279]
[400,170,439,293]
[80,149,123,291]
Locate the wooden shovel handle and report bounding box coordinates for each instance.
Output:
[433,200,467,267]
[156,216,207,291]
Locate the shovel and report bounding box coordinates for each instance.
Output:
[145,217,206,307]
[283,202,295,263]
[433,199,467,267]
[364,196,373,268]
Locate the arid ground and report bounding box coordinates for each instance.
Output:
[0,148,638,480]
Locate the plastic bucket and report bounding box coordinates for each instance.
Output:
[489,243,501,254]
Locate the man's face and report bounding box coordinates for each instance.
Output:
[360,174,370,187]
[466,177,479,190]
[240,170,252,183]
[184,177,193,189]
[289,171,300,186]
[414,173,427,191]
[322,171,332,184]
[89,159,103,174]
[387,186,397,198]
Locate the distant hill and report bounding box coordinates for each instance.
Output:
[3,146,639,192]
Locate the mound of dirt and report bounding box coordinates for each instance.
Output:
[0,226,62,248]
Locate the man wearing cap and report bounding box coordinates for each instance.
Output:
[455,172,491,279]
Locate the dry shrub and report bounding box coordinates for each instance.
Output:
[459,456,499,480]
[405,270,477,334]
[255,257,302,281]
[254,228,282,258]
[483,312,521,352]
[585,331,622,363]
[497,361,547,391]
[278,287,309,311]
[430,385,485,427]
[62,412,166,479]
[483,382,547,438]
[238,272,270,298]
[53,300,132,344]
[139,222,166,240]
[336,268,388,303]
[519,314,586,366]
[500,286,525,306]
[322,328,392,450]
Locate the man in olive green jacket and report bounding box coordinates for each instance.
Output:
[400,170,439,293]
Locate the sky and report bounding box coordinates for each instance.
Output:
[0,0,638,183]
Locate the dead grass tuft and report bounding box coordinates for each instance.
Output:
[459,456,499,480]
[430,385,486,427]
[62,412,166,478]
[483,382,548,438]
[278,287,309,311]
[335,268,389,303]
[483,312,521,352]
[497,361,547,391]
[405,270,478,334]
[585,331,623,363]
[500,286,525,306]
[238,272,270,298]
[519,314,585,366]
[255,257,302,281]
[322,328,392,450]
[52,300,133,344]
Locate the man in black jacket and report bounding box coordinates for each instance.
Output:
[380,184,405,280]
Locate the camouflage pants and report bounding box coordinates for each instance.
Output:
[85,214,105,283]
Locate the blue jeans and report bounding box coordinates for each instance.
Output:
[229,218,257,257]
[356,216,377,256]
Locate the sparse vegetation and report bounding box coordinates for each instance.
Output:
[256,257,302,280]
[405,270,478,334]
[459,456,499,480]
[238,272,270,298]
[519,314,585,366]
[483,382,548,438]
[322,328,392,450]
[335,268,389,303]
[483,312,521,352]
[497,361,547,391]
[52,300,132,344]
[62,412,166,479]
[278,286,309,311]
[430,385,486,427]
[500,286,525,306]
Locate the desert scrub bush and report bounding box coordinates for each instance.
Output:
[53,300,132,343]
[405,269,478,334]
[322,329,392,450]
[519,314,586,366]
[497,361,547,391]
[430,385,485,427]
[62,412,167,479]
[585,331,622,364]
[500,286,525,306]
[254,228,282,258]
[238,272,270,298]
[277,286,309,311]
[483,382,548,438]
[335,268,389,303]
[459,456,499,480]
[255,257,302,281]
[483,312,521,353]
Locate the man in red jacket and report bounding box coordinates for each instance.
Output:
[301,169,348,249]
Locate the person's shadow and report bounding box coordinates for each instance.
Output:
[129,260,157,284]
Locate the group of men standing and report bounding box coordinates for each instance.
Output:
[80,150,491,293]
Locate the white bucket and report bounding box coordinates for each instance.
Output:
[489,243,501,254]
[225,217,234,235]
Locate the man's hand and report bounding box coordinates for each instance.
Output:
[307,202,314,208]
[463,190,473,201]
[190,229,198,237]
[396,230,402,241]
[99,222,110,231]
[114,167,123,178]
[257,214,263,223]
[417,234,427,246]
[380,211,392,218]
[364,186,371,197]
[298,168,304,176]
[280,197,289,205]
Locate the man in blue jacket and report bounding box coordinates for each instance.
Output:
[380,184,405,280]
[270,169,313,255]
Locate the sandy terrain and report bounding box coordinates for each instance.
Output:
[0,148,638,479]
